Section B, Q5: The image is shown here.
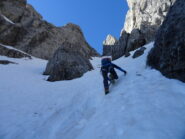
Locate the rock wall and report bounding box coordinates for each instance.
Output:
[103,32,129,60]
[124,0,176,41]
[0,44,31,59]
[44,42,93,81]
[0,0,98,60]
[0,0,99,81]
[147,0,185,82]
[103,0,176,60]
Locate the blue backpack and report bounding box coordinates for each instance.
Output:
[101,58,111,67]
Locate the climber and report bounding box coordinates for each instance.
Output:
[101,56,127,94]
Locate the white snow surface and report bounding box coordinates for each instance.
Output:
[1,43,185,139]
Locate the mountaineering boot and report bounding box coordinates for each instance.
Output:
[105,87,109,95]
[109,74,115,84]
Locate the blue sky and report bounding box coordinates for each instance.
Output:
[28,0,128,53]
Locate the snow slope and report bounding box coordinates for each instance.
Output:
[1,43,185,139]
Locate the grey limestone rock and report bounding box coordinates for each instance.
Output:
[103,0,176,60]
[0,0,98,60]
[103,35,118,46]
[0,0,99,81]
[44,42,93,81]
[103,32,129,60]
[0,44,31,59]
[103,35,119,59]
[132,47,146,59]
[126,29,146,52]
[147,0,185,82]
[124,0,176,49]
[125,52,131,57]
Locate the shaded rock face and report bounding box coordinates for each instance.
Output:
[44,42,93,81]
[132,47,146,59]
[103,32,129,60]
[0,0,98,60]
[103,0,176,60]
[125,52,131,57]
[0,44,31,59]
[102,35,124,60]
[147,0,185,82]
[126,29,146,52]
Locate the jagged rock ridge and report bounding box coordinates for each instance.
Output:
[103,0,176,60]
[0,0,98,60]
[0,0,99,81]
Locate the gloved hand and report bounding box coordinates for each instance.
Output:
[124,70,127,76]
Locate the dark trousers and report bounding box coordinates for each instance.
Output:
[102,66,118,89]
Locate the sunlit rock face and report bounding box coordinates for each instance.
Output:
[103,35,118,46]
[103,0,176,60]
[0,0,100,81]
[124,0,176,42]
[0,0,98,60]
